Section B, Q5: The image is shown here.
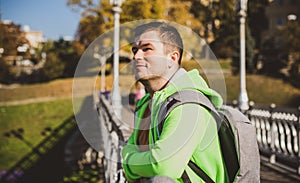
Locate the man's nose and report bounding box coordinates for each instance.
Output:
[133,49,143,60]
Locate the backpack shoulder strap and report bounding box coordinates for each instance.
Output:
[166,89,219,116]
[157,90,221,135]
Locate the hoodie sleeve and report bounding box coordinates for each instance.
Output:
[122,133,142,182]
[122,104,215,180]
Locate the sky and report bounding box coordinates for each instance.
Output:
[1,0,81,40]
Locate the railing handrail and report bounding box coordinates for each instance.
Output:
[98,95,125,143]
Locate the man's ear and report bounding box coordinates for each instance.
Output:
[170,51,180,64]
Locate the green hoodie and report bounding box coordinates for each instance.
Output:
[122,69,229,183]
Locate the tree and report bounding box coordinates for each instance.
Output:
[121,0,165,22]
[42,38,83,78]
[76,15,106,47]
[259,19,300,82]
[68,0,113,47]
[41,52,65,81]
[248,0,269,49]
[230,24,256,75]
[0,21,30,56]
[205,0,256,74]
[0,58,12,84]
[209,1,238,57]
[20,38,84,82]
[260,35,287,77]
[283,20,300,87]
[69,0,166,47]
[60,40,83,78]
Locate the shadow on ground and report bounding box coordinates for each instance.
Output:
[0,96,101,183]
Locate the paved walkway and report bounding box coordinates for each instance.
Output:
[260,159,300,183]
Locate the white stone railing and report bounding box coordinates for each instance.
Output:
[96,94,127,183]
[248,104,300,174]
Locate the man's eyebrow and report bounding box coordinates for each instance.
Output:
[132,42,153,49]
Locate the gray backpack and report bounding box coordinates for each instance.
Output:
[157,90,260,183]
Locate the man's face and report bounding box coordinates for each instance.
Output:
[132,30,171,81]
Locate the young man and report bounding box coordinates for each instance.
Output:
[122,22,229,183]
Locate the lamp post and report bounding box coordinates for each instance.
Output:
[238,0,249,111]
[94,47,110,93]
[110,0,122,119]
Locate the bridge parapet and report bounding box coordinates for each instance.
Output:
[96,93,129,182]
[248,104,300,175]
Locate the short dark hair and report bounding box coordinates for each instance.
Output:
[134,21,184,64]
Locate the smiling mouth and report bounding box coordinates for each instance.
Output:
[136,64,147,68]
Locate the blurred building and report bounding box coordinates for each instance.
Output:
[23,25,45,48]
[263,0,300,37]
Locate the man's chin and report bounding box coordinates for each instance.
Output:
[135,74,160,81]
[135,75,148,81]
[135,73,148,81]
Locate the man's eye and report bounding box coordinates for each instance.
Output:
[143,47,152,52]
[132,47,138,54]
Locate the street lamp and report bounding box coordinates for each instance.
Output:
[4,128,38,153]
[110,0,123,119]
[287,14,297,21]
[94,46,111,93]
[0,48,4,57]
[238,0,249,111]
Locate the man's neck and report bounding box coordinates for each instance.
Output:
[140,68,180,96]
[141,78,168,96]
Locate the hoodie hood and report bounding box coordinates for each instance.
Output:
[157,68,223,108]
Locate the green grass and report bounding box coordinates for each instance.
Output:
[0,98,73,170]
[224,74,300,107]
